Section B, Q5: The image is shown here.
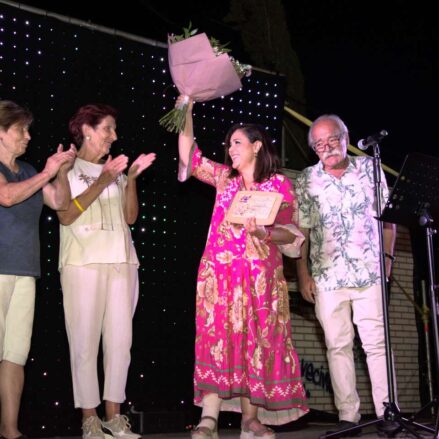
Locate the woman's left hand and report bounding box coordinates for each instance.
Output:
[244,217,267,240]
[128,152,156,179]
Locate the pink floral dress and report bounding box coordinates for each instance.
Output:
[181,146,308,425]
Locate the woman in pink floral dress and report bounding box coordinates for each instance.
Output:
[177,96,308,439]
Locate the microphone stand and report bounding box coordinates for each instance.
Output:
[321,144,434,438]
[405,205,439,437]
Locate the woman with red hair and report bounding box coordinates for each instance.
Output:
[57,103,155,439]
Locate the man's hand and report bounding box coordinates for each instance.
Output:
[299,273,317,304]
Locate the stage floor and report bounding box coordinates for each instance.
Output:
[55,421,435,439]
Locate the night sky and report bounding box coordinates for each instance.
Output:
[6,0,439,173]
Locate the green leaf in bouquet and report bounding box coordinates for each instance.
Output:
[162,23,252,133]
[158,104,188,134]
[209,37,231,55]
[169,22,198,43]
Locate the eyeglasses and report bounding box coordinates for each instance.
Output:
[311,133,345,152]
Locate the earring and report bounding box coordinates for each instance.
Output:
[85,135,91,141]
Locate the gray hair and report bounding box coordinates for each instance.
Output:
[308,114,349,147]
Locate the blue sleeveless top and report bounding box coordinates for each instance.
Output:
[0,160,43,277]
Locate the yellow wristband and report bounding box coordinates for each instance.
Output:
[73,197,85,213]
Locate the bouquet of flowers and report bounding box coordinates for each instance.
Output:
[159,24,252,133]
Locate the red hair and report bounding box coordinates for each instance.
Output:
[69,103,117,145]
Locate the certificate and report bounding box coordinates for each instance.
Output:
[225,191,284,225]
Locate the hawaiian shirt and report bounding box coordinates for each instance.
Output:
[295,155,389,292]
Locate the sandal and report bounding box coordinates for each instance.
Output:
[240,417,275,439]
[191,415,219,439]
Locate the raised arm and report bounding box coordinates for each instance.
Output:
[57,154,128,226]
[0,144,75,208]
[177,95,194,170]
[0,170,50,207]
[43,144,76,210]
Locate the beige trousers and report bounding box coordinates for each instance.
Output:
[315,284,389,422]
[61,263,138,408]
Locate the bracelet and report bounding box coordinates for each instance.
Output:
[263,228,272,243]
[73,197,85,213]
[385,252,395,262]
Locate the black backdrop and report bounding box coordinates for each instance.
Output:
[0,3,286,435]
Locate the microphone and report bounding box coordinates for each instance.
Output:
[357,130,388,150]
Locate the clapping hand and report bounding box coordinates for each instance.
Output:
[58,144,77,174]
[97,154,129,187]
[44,143,77,178]
[128,152,156,180]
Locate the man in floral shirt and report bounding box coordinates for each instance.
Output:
[295,114,396,437]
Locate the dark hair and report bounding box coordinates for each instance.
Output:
[0,100,33,130]
[224,123,281,182]
[69,103,117,145]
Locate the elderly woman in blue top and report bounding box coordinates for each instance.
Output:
[0,100,75,439]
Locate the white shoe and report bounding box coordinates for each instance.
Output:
[82,416,106,439]
[102,414,141,439]
[240,417,275,439]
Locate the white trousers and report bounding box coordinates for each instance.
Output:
[315,284,389,422]
[61,263,139,408]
